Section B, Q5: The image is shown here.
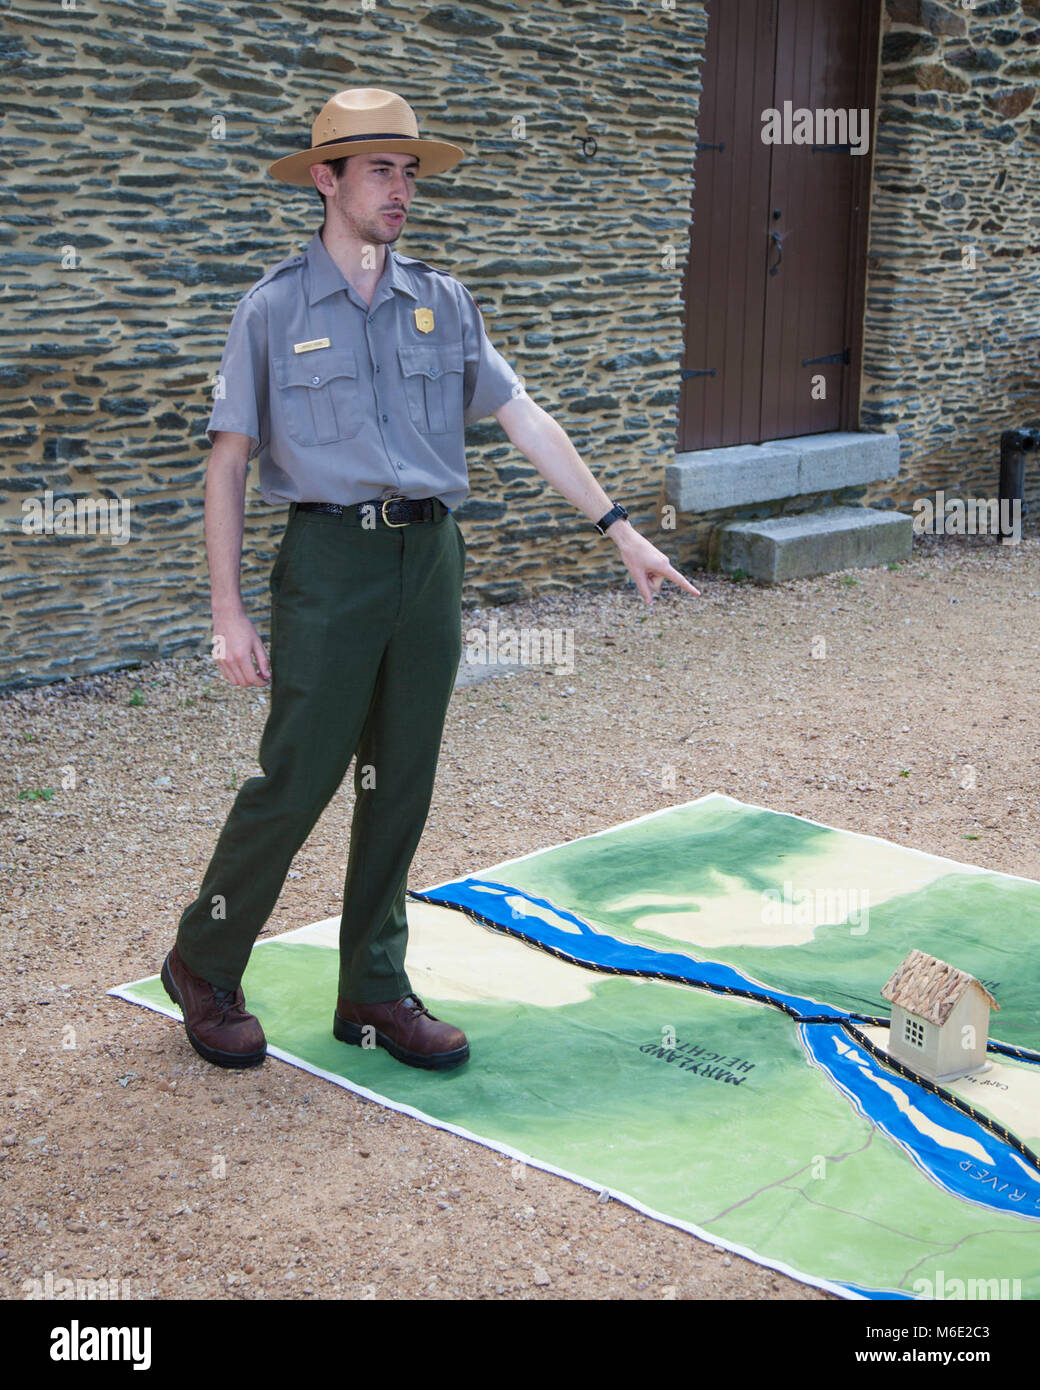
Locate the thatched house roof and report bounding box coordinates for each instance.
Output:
[881,949,998,1027]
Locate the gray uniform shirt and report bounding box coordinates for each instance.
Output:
[206,229,522,511]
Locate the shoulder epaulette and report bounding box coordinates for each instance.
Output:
[244,252,306,300]
[392,250,456,282]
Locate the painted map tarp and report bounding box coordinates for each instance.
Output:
[113,795,1040,1299]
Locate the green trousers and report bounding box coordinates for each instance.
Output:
[176,499,465,1003]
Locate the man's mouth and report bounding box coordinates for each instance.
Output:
[384,211,405,223]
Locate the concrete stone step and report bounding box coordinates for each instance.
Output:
[667,430,900,513]
[714,505,913,583]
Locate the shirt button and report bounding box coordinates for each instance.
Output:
[311,375,320,385]
[375,365,381,373]
[381,413,389,422]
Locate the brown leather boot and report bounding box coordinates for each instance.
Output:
[161,945,266,1069]
[334,993,469,1070]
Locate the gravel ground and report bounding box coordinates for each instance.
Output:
[2,532,1038,1302]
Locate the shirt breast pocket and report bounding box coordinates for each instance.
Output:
[273,348,364,445]
[397,344,464,435]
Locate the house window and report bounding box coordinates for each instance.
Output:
[904,1017,925,1049]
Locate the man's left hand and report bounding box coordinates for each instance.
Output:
[611,524,701,604]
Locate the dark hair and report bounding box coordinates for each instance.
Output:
[316,156,349,209]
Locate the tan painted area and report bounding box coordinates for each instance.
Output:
[286,900,597,1007]
[836,1033,994,1164]
[499,890,586,935]
[610,834,970,948]
[863,1026,1040,1150]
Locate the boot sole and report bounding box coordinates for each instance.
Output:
[333,1011,469,1071]
[161,956,267,1070]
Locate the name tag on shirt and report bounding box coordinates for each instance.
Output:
[293,337,331,354]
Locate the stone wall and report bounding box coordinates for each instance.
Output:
[3,0,1038,690]
[0,0,705,689]
[859,0,1040,516]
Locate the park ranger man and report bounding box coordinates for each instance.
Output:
[162,88,699,1073]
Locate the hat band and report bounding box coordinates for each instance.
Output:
[316,131,416,148]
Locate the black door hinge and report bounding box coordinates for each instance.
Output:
[801,348,850,367]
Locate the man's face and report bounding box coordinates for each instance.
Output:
[324,151,418,244]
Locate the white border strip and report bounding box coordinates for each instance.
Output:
[107,980,865,1302]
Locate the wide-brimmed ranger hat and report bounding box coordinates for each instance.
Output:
[268,88,465,186]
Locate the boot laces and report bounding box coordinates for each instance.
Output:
[212,985,240,1014]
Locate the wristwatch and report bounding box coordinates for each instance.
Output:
[594,502,629,535]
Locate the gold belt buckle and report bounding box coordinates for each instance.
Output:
[380,495,410,528]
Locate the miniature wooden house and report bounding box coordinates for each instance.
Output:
[880,949,998,1085]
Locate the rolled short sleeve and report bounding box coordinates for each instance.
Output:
[206,292,269,457]
[457,284,523,426]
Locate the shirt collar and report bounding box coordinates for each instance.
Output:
[306,230,417,306]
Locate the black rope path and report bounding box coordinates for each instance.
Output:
[838,1020,1040,1178]
[407,890,1040,1179]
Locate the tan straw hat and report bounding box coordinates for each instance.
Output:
[268,88,465,186]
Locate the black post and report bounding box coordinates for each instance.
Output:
[998,429,1038,543]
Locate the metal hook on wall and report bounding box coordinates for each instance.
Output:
[572,133,598,159]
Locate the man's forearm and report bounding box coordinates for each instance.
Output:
[205,450,249,621]
[500,400,638,543]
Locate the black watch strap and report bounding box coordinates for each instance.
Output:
[594,503,629,535]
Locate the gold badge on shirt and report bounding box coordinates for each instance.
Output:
[413,307,434,334]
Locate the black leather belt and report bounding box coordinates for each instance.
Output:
[295,497,445,527]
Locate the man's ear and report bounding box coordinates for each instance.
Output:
[310,163,334,199]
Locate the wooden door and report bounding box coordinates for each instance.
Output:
[680,0,881,452]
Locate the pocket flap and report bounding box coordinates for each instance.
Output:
[397,344,464,379]
[274,348,358,389]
